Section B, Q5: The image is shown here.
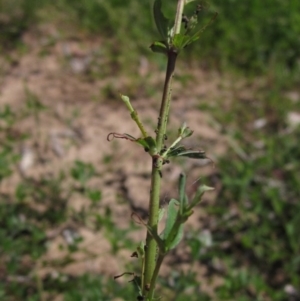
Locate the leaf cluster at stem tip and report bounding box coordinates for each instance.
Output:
[151,0,218,55]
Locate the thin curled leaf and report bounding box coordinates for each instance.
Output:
[107,132,156,153]
[107,132,137,142]
[114,272,135,280]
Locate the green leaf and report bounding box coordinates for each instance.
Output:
[162,199,184,250]
[158,207,165,222]
[178,173,188,215]
[167,145,207,159]
[135,138,150,148]
[143,136,157,151]
[167,145,185,157]
[178,122,194,138]
[137,241,145,258]
[169,224,184,249]
[172,33,191,50]
[162,199,178,240]
[189,184,214,208]
[153,0,170,40]
[150,41,168,55]
[136,136,157,154]
[172,12,218,50]
[176,150,207,159]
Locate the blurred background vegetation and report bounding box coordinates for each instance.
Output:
[0,0,299,300]
[1,0,300,76]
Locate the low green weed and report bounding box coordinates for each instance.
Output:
[187,82,300,300]
[211,129,300,300]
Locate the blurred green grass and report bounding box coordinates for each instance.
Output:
[194,88,300,301]
[1,0,300,76]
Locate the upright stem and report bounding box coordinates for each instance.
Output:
[156,51,178,150]
[174,0,185,35]
[143,50,178,299]
[142,1,183,298]
[143,156,162,296]
[147,254,165,300]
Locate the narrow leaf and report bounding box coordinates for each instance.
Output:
[107,132,157,154]
[162,199,184,250]
[153,0,170,40]
[158,207,165,222]
[189,184,214,209]
[178,173,187,215]
[162,199,178,240]
[169,224,184,249]
[176,150,206,159]
[167,145,187,157]
[136,241,145,258]
[167,145,207,159]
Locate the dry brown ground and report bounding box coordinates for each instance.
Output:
[0,25,248,298]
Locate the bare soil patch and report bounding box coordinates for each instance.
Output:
[0,26,234,293]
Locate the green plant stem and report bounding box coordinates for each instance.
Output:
[143,0,182,297]
[143,157,162,296]
[121,94,148,137]
[174,0,185,35]
[156,50,178,150]
[148,254,165,300]
[143,50,178,299]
